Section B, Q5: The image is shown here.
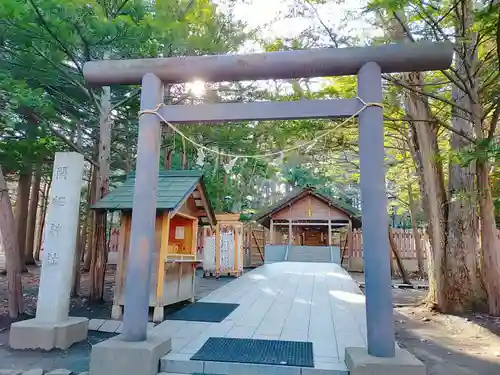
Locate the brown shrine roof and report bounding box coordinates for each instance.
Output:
[253,187,361,228]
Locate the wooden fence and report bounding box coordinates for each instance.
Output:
[103,226,500,270]
[243,222,267,267]
[349,228,500,260]
[349,229,429,260]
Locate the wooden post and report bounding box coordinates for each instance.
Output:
[111,214,128,320]
[191,219,198,255]
[288,219,293,246]
[347,221,353,270]
[328,219,332,246]
[234,225,240,277]
[215,222,220,277]
[270,218,275,244]
[153,211,170,323]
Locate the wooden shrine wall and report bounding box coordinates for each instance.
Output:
[271,195,349,221]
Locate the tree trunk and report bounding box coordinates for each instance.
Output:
[90,212,107,300]
[164,148,173,170]
[80,171,93,264]
[71,217,83,297]
[442,0,487,312]
[446,86,484,311]
[389,11,448,309]
[405,72,448,309]
[15,168,32,270]
[83,166,97,272]
[0,167,24,317]
[477,160,500,315]
[25,165,41,265]
[35,178,50,261]
[181,136,188,169]
[72,167,92,296]
[90,83,112,301]
[407,179,424,277]
[388,229,411,284]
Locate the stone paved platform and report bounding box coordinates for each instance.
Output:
[155,262,369,374]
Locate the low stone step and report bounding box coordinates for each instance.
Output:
[159,354,348,375]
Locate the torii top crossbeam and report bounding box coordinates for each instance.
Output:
[83,42,453,85]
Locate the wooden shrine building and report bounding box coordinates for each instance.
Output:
[92,170,216,322]
[254,187,360,264]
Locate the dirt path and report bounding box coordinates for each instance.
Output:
[350,272,500,374]
[396,306,500,375]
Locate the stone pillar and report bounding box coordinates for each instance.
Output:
[357,62,395,357]
[9,152,88,350]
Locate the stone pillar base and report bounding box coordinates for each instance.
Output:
[9,317,89,350]
[345,347,425,375]
[89,333,171,375]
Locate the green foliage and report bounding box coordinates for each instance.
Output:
[0,0,498,222]
[0,0,247,177]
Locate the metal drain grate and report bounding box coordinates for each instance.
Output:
[166,302,239,323]
[191,337,314,367]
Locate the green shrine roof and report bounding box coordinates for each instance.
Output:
[91,170,204,211]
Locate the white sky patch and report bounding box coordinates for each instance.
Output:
[216,0,382,53]
[212,0,383,93]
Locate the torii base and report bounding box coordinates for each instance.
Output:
[89,333,171,375]
[345,347,425,375]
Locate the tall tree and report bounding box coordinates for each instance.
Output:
[0,167,23,317]
[25,164,41,265]
[365,0,500,313]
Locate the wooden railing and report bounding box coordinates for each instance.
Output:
[348,228,500,260]
[106,225,500,263]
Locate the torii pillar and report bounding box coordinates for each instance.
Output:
[83,42,452,375]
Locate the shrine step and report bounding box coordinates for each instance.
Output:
[286,246,333,263]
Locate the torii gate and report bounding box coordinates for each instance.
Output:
[83,42,452,362]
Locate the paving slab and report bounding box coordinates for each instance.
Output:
[46,370,73,375]
[21,370,43,375]
[87,319,106,331]
[0,370,22,375]
[97,320,121,333]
